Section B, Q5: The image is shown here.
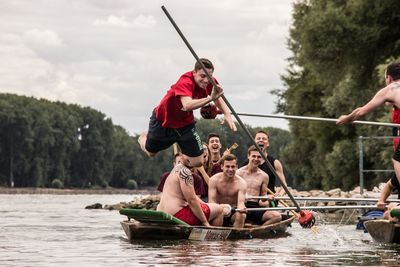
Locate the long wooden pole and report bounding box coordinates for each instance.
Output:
[262,188,319,234]
[161,5,301,212]
[236,205,380,212]
[235,112,400,128]
[248,196,400,203]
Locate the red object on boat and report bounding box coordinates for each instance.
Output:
[200,104,222,119]
[298,210,315,228]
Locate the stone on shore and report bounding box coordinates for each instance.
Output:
[85,203,103,209]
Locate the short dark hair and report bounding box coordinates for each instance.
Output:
[194,58,214,71]
[247,145,259,155]
[386,62,400,81]
[220,154,237,165]
[207,133,220,143]
[255,130,269,137]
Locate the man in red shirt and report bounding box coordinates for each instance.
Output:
[139,58,236,167]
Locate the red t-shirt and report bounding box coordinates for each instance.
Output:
[392,107,400,150]
[155,71,214,128]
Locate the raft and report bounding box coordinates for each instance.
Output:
[363,219,400,244]
[119,208,294,241]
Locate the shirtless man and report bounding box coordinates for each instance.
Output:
[208,154,247,228]
[337,62,400,186]
[242,130,288,197]
[157,155,223,226]
[237,145,282,225]
[158,152,205,198]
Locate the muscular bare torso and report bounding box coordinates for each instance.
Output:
[157,164,191,215]
[211,172,246,207]
[237,166,269,200]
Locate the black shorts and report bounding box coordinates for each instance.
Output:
[223,207,236,227]
[390,174,400,189]
[245,201,264,225]
[393,143,400,162]
[145,110,203,157]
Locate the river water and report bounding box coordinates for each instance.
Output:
[0,194,399,266]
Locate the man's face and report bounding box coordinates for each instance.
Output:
[208,137,221,153]
[255,133,269,151]
[248,151,262,167]
[222,159,237,178]
[193,68,213,89]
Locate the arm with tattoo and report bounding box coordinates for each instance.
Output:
[176,164,209,226]
[175,165,194,186]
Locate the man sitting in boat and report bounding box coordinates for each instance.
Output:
[237,145,282,225]
[241,130,288,202]
[158,152,206,198]
[377,174,400,221]
[157,154,223,226]
[208,154,247,228]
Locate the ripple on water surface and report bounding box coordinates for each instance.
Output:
[0,194,399,266]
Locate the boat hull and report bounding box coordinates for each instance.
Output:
[120,216,294,241]
[364,219,400,244]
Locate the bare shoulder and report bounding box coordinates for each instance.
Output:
[236,174,247,185]
[175,164,193,186]
[257,168,269,178]
[209,172,222,184]
[389,81,400,90]
[210,172,223,179]
[236,166,246,176]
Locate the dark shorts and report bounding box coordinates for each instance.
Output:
[393,143,400,162]
[223,207,236,227]
[391,174,400,189]
[245,201,264,225]
[145,110,203,157]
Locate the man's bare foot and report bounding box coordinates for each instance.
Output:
[138,132,154,157]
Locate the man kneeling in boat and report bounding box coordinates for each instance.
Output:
[208,154,247,228]
[237,145,282,226]
[157,154,224,226]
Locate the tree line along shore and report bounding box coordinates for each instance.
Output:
[2,2,400,192]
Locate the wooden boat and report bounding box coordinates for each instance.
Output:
[363,219,400,244]
[119,208,295,241]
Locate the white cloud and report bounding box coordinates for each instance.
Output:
[23,29,63,46]
[0,0,293,134]
[93,14,156,28]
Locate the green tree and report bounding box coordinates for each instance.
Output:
[275,0,400,190]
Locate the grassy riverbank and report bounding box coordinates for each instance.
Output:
[0,187,158,195]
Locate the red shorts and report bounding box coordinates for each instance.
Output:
[174,203,210,225]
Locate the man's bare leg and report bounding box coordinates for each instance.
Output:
[261,211,282,226]
[207,203,223,227]
[181,154,204,168]
[138,132,155,157]
[232,213,246,228]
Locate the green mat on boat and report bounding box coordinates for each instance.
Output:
[119,208,189,226]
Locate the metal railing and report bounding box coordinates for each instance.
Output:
[358,136,397,194]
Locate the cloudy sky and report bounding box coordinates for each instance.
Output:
[0,0,294,135]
